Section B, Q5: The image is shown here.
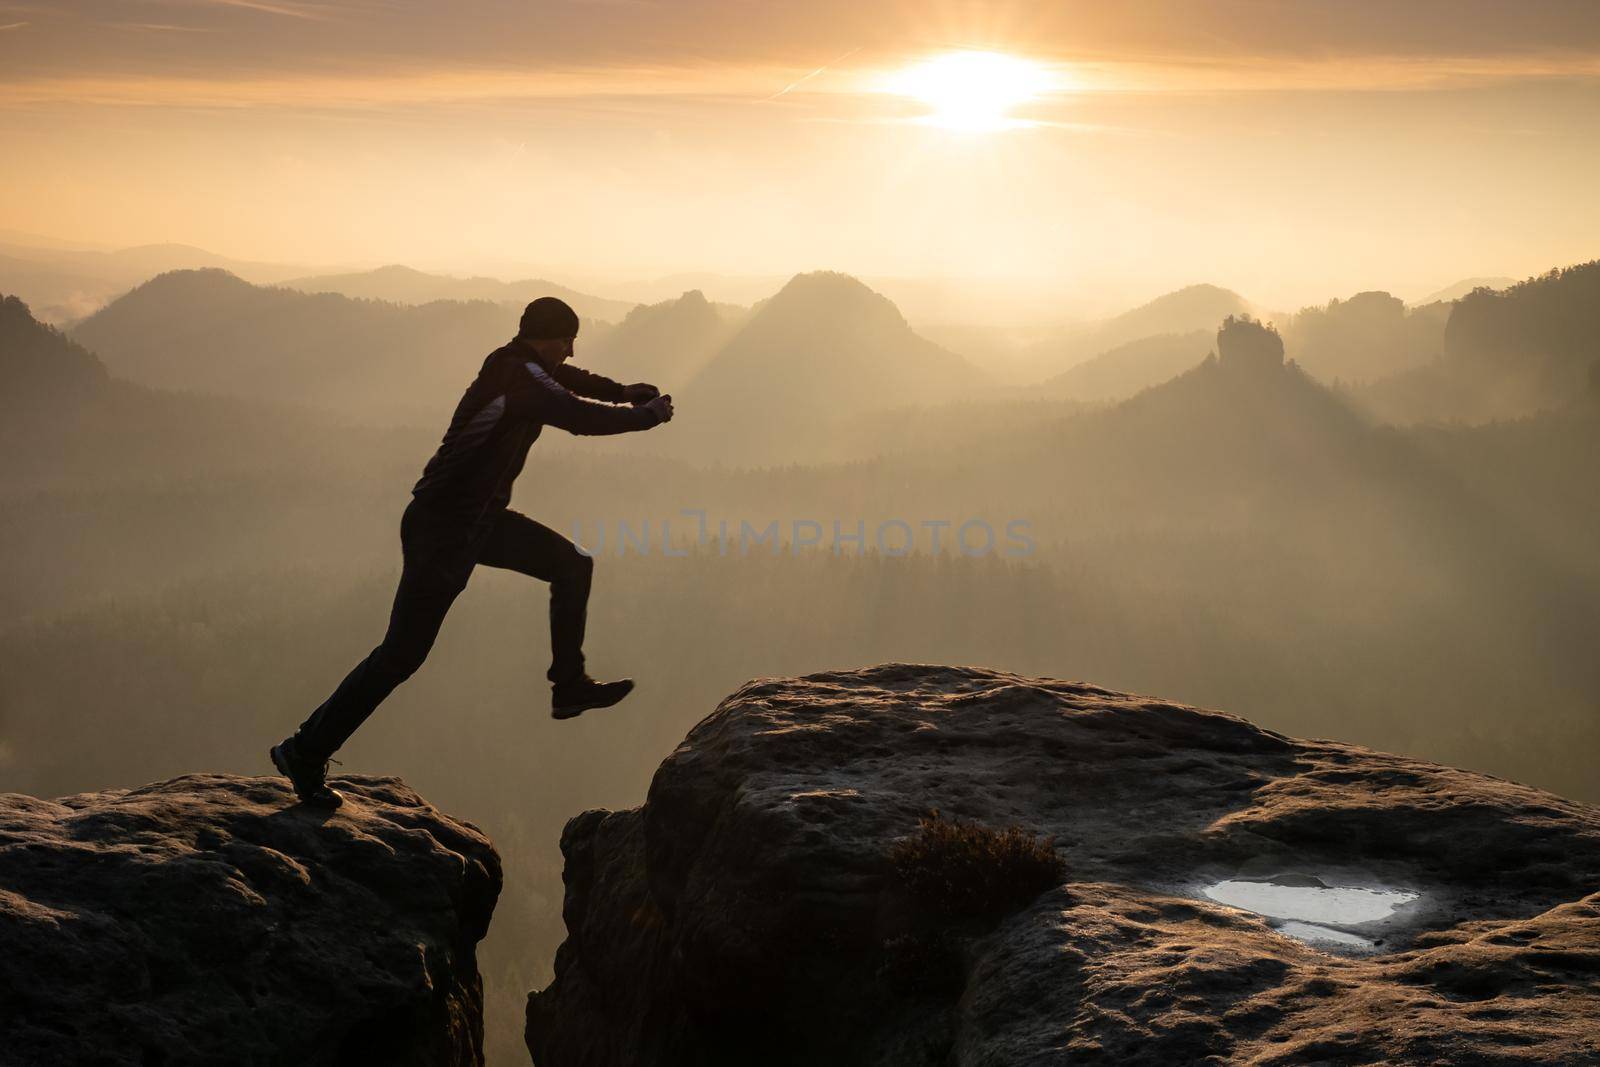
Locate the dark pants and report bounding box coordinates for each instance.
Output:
[292,499,593,760]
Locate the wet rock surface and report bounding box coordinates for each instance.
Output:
[0,773,501,1066]
[527,663,1600,1066]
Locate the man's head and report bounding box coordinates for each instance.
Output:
[518,297,580,365]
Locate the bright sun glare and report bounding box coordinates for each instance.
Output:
[881,51,1055,131]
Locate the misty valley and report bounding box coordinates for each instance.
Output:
[2,250,1597,1062]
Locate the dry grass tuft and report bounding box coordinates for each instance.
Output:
[889,809,1065,922]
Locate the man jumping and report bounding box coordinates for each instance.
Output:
[271,296,673,807]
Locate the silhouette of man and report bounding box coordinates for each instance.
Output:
[271,296,673,807]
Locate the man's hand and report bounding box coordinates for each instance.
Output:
[622,382,661,404]
[644,394,674,424]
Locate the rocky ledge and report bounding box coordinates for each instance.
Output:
[0,773,501,1066]
[527,663,1600,1066]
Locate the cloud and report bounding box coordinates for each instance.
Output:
[0,20,28,30]
[5,49,1600,118]
[4,2,1600,115]
[13,1,1600,82]
[1076,52,1600,94]
[119,22,223,33]
[179,0,334,19]
[0,64,807,110]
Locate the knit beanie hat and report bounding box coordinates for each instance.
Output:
[519,297,580,340]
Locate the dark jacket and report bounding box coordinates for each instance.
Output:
[411,340,658,523]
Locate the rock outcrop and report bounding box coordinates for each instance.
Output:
[0,773,501,1066]
[1216,314,1284,373]
[527,664,1600,1066]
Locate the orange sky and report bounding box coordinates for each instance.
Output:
[3,1,1599,310]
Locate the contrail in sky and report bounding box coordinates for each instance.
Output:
[763,47,863,102]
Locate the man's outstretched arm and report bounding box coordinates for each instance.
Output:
[554,363,661,405]
[510,361,673,435]
[552,363,625,402]
[542,391,667,436]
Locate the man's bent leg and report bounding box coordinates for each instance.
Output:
[292,528,475,760]
[476,510,593,685]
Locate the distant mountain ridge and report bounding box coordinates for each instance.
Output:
[55,256,1600,450]
[1358,259,1600,423]
[71,269,517,420]
[1417,276,1517,305]
[672,271,984,462]
[282,264,637,323]
[1282,290,1448,384]
[689,270,979,399]
[0,238,314,325]
[584,289,743,386]
[1042,287,1454,403]
[1040,330,1211,402]
[0,240,310,286]
[65,267,989,447]
[1017,283,1254,384]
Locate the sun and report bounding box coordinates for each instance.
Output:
[880,51,1055,131]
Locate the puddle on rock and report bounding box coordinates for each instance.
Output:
[1204,877,1417,924]
[1201,875,1419,952]
[1275,921,1377,948]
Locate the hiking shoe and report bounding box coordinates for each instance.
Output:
[269,736,344,809]
[552,676,635,720]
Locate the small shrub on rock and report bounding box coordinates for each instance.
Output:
[889,809,1065,923]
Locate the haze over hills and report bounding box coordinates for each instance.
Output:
[11,289,1597,788]
[50,250,1600,443]
[1417,276,1518,305]
[570,270,790,310]
[0,294,423,485]
[0,294,108,396]
[1037,289,1452,405]
[3,228,1535,421]
[10,289,1596,751]
[0,238,314,324]
[936,319,1436,519]
[1036,259,1600,422]
[1446,261,1600,403]
[1281,290,1448,384]
[36,242,310,286]
[54,256,1596,465]
[1038,330,1211,402]
[0,229,106,252]
[0,254,131,325]
[1011,323,1485,526]
[67,265,994,463]
[669,271,985,463]
[944,324,1599,715]
[1015,283,1255,384]
[581,289,744,388]
[71,269,518,422]
[0,294,438,616]
[1357,260,1600,424]
[572,271,1083,332]
[282,264,637,324]
[6,268,1600,1064]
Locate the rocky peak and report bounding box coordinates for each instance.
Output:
[0,773,501,1066]
[1217,314,1285,373]
[527,663,1600,1066]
